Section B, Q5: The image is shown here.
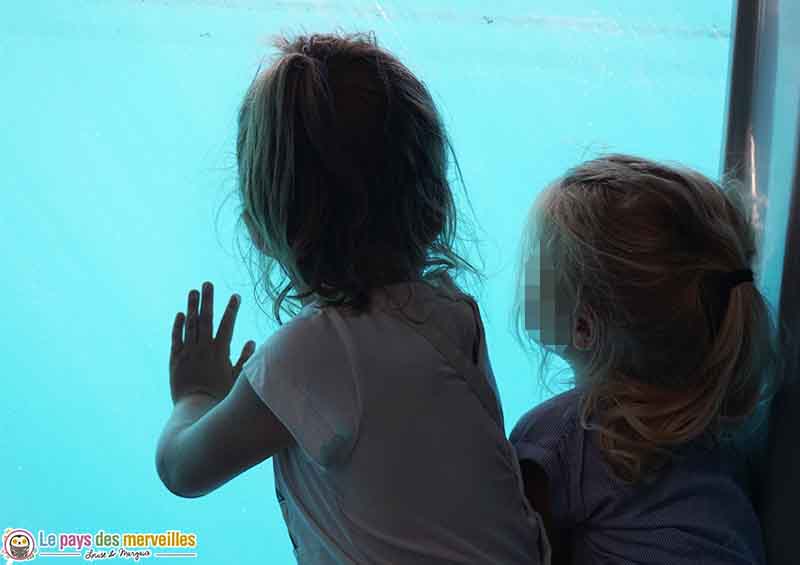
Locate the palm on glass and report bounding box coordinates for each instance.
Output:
[169,281,256,404]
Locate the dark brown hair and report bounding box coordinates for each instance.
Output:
[513,154,782,482]
[234,32,482,323]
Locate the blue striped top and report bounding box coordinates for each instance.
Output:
[510,387,766,564]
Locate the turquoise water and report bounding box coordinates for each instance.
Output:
[2,1,733,563]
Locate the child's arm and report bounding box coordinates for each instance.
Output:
[158,282,295,497]
[156,374,294,498]
[519,460,572,565]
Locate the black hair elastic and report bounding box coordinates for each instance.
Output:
[719,269,754,292]
[701,268,754,337]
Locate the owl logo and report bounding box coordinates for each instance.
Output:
[1,529,36,562]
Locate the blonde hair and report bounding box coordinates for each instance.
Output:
[513,154,782,482]
[234,32,482,323]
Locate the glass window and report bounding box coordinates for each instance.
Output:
[0,2,734,563]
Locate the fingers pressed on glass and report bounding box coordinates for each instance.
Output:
[199,282,213,341]
[172,312,184,352]
[216,294,239,345]
[187,289,199,343]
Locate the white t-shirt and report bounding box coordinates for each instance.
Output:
[242,281,549,564]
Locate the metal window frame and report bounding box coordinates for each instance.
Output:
[722,1,800,563]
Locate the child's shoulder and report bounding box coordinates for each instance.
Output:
[260,303,342,362]
[509,387,584,447]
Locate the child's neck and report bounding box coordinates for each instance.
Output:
[297,276,425,308]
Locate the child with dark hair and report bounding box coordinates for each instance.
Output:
[157,32,548,563]
[510,154,779,564]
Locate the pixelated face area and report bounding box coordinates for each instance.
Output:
[524,239,574,357]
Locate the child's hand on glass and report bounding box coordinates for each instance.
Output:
[169,281,256,404]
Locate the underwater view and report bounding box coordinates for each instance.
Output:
[4,1,766,563]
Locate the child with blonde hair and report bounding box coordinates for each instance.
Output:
[510,154,779,564]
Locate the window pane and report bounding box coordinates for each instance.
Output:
[0,1,733,563]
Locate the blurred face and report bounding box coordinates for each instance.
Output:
[524,240,571,352]
[524,239,590,372]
